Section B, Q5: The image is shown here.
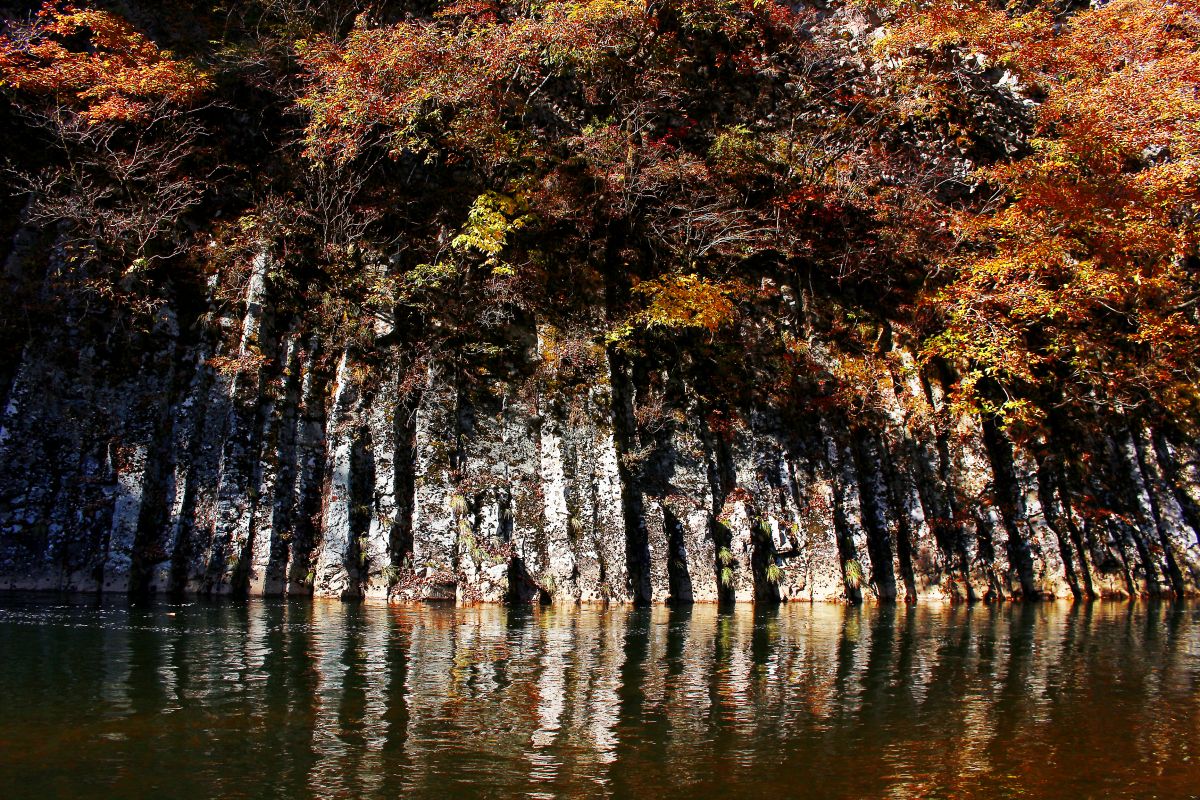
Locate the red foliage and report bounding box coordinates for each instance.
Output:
[0,2,210,122]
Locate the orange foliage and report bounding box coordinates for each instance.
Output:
[632,273,749,334]
[888,0,1200,425]
[296,0,795,165]
[0,2,210,122]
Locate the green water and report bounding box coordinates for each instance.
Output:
[0,597,1197,799]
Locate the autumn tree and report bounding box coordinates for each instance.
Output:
[0,3,212,312]
[882,0,1200,430]
[291,0,946,386]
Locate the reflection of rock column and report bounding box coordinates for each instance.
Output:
[243,600,268,675]
[831,606,870,716]
[402,606,454,781]
[100,613,133,716]
[950,614,997,787]
[306,602,350,798]
[793,605,845,718]
[701,608,753,778]
[667,607,715,743]
[377,607,412,798]
[356,606,390,797]
[585,609,625,766]
[527,617,570,792]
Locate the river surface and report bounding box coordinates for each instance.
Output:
[0,597,1198,799]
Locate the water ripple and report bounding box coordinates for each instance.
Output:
[0,598,1197,799]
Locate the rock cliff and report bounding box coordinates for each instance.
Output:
[1,1,1198,604]
[2,245,1198,603]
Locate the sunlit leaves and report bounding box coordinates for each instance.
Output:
[451,190,534,277]
[0,2,211,122]
[629,273,749,335]
[295,0,800,166]
[887,0,1200,427]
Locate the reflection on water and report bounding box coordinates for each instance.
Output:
[1,598,1198,800]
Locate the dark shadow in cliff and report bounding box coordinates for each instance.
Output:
[698,399,739,605]
[1130,427,1196,594]
[980,418,1038,600]
[287,348,331,595]
[877,441,920,603]
[506,556,550,604]
[261,339,303,595]
[1038,451,1089,600]
[390,373,420,574]
[926,363,981,602]
[851,429,899,603]
[345,420,377,598]
[749,517,782,603]
[163,326,227,597]
[1106,427,1180,597]
[829,443,864,605]
[128,356,185,598]
[663,507,694,604]
[607,347,652,604]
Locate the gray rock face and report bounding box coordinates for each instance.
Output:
[2,249,1199,604]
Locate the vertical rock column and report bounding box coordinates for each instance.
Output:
[284,341,329,595]
[209,250,275,593]
[101,442,148,592]
[825,421,871,603]
[405,364,458,600]
[247,333,300,596]
[1135,427,1200,588]
[575,383,629,602]
[645,372,719,603]
[790,439,844,602]
[313,350,361,598]
[362,363,401,600]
